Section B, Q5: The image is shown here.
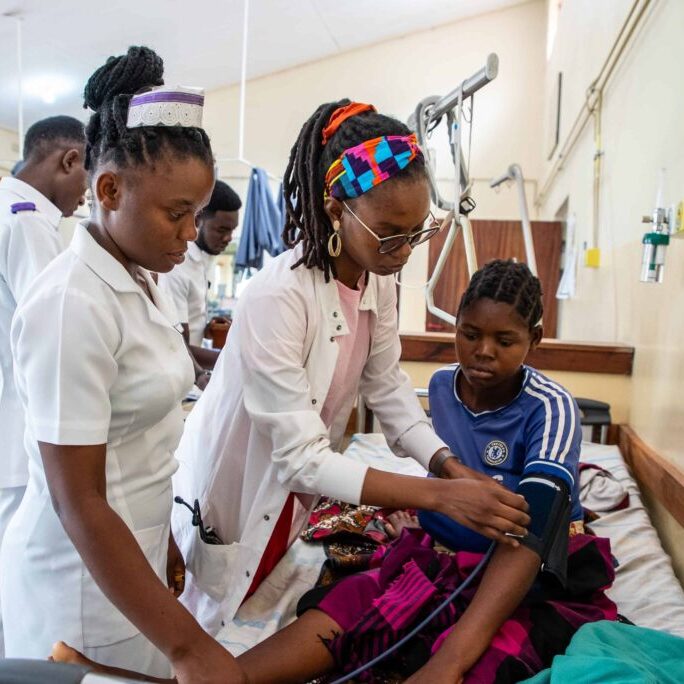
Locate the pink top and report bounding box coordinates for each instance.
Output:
[320,277,371,428]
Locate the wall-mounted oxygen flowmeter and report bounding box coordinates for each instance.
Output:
[640,169,671,284]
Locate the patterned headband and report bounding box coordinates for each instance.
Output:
[126,85,205,129]
[324,133,423,200]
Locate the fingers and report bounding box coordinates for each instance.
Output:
[172,570,185,597]
[384,521,397,537]
[493,487,530,512]
[474,524,520,548]
[489,514,528,538]
[493,501,530,529]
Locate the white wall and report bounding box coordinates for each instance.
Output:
[0,126,19,176]
[203,0,548,331]
[539,0,684,579]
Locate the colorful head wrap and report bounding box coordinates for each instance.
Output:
[126,85,205,129]
[324,133,423,200]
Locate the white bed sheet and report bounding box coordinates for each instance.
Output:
[215,434,684,654]
[578,441,684,637]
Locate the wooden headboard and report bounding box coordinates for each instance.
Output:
[399,333,634,375]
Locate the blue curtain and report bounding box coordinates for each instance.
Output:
[234,167,285,272]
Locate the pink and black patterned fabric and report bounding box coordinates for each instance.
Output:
[301,528,617,683]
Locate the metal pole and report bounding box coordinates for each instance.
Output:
[490,164,538,274]
[511,165,537,275]
[16,16,24,157]
[237,0,250,160]
[430,53,498,120]
[425,216,459,327]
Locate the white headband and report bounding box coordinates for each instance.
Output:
[126,85,204,129]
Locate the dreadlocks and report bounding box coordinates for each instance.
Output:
[282,99,426,282]
[457,259,543,331]
[83,45,213,172]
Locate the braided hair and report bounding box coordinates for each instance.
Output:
[282,99,426,281]
[457,259,543,331]
[83,46,213,172]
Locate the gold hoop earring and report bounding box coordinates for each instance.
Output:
[328,219,342,258]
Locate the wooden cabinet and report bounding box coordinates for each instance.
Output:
[426,219,562,337]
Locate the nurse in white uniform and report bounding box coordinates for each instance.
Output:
[0,115,87,655]
[173,100,531,634]
[0,47,245,684]
[158,179,241,381]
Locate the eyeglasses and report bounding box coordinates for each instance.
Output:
[342,201,443,254]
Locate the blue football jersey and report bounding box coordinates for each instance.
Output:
[419,364,583,552]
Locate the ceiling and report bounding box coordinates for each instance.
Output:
[0,0,527,139]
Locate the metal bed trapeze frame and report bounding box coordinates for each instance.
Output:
[408,53,537,326]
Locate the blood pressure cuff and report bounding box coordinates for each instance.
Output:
[516,474,572,587]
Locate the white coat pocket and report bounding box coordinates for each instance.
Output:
[82,522,169,647]
[185,531,248,604]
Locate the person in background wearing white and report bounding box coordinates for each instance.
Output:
[158,179,241,388]
[1,46,246,683]
[0,115,87,655]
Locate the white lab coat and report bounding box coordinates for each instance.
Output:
[0,176,64,491]
[1,223,193,674]
[158,241,211,345]
[172,246,446,634]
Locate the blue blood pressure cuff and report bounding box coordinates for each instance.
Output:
[516,474,571,587]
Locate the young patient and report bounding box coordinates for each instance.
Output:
[53,260,617,683]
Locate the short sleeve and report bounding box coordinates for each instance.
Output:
[522,375,581,490]
[6,214,63,303]
[12,287,120,445]
[158,269,189,324]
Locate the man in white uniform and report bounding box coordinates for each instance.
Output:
[158,179,240,384]
[0,115,87,653]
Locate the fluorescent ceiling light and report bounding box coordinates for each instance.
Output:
[23,75,74,104]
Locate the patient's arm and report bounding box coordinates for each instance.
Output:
[50,642,175,683]
[405,544,540,684]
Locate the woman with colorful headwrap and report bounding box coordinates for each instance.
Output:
[169,99,531,634]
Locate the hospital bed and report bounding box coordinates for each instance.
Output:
[2,437,682,680]
[213,432,684,655]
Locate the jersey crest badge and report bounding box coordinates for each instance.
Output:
[483,440,508,466]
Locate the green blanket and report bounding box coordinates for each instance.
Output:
[523,621,684,683]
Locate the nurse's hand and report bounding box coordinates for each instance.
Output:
[436,477,530,547]
[173,638,248,683]
[166,533,186,598]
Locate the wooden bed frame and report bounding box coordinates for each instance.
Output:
[617,425,684,529]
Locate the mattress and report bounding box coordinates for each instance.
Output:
[579,441,684,637]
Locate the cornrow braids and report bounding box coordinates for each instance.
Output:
[83,46,213,172]
[282,99,426,281]
[457,259,543,331]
